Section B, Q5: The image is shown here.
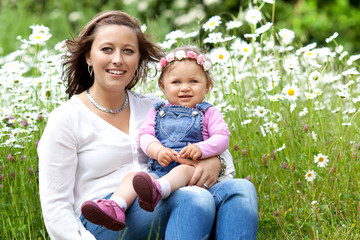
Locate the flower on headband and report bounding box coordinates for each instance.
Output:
[158,50,212,72]
[175,50,186,60]
[197,55,205,65]
[160,57,167,67]
[186,51,197,59]
[203,61,211,71]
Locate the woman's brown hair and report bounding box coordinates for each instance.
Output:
[63,10,163,98]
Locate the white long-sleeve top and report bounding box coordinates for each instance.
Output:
[38,90,234,240]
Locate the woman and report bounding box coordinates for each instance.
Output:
[38,10,258,240]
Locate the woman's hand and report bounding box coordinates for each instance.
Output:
[178,156,221,189]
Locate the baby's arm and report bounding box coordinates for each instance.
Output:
[139,108,178,167]
[146,141,178,167]
[178,144,202,160]
[194,107,230,159]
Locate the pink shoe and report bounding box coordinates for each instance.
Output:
[133,172,161,212]
[81,199,125,231]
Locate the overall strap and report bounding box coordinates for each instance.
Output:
[196,101,213,112]
[153,101,166,111]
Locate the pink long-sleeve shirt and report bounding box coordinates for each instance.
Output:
[139,103,230,159]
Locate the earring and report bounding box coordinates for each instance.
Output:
[88,65,93,77]
[134,68,139,79]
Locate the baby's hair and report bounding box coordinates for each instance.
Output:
[158,46,214,90]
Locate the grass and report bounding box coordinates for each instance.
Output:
[1,2,360,240]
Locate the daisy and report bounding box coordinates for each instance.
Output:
[352,95,360,103]
[314,153,329,167]
[26,24,52,45]
[231,39,253,57]
[209,47,230,65]
[347,54,360,66]
[245,8,262,25]
[226,20,243,30]
[304,92,317,100]
[157,39,176,49]
[166,30,186,40]
[325,32,339,43]
[140,24,147,33]
[203,32,223,44]
[182,31,198,39]
[263,121,279,134]
[203,16,222,32]
[283,57,300,72]
[299,107,309,116]
[262,0,275,3]
[282,85,300,101]
[241,119,252,125]
[308,71,323,87]
[290,102,296,112]
[277,143,286,152]
[255,22,273,35]
[305,170,316,182]
[253,106,269,118]
[279,28,295,45]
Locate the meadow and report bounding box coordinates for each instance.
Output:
[1,1,360,239]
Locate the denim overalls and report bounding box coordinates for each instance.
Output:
[148,101,212,178]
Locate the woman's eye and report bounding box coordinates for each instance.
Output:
[124,49,134,54]
[101,47,112,53]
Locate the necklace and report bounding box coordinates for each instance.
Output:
[86,89,128,114]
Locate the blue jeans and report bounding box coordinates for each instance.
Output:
[81,179,258,240]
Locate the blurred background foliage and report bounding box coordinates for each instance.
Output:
[0,0,359,55]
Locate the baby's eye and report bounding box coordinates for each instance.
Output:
[172,80,181,84]
[190,80,198,83]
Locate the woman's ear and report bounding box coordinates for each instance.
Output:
[85,52,92,66]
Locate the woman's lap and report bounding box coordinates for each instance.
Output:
[81,186,215,240]
[81,178,258,240]
[208,179,258,240]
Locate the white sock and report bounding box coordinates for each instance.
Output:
[157,178,171,199]
[110,195,128,211]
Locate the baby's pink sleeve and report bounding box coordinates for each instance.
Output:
[138,108,160,155]
[195,107,230,158]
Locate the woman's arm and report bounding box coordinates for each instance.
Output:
[38,106,96,240]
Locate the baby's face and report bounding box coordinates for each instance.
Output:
[159,61,209,108]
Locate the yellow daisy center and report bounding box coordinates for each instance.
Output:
[287,89,295,96]
[244,48,248,52]
[307,173,312,177]
[308,52,313,56]
[210,22,215,26]
[36,36,41,39]
[218,54,224,60]
[318,157,324,162]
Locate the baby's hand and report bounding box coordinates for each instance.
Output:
[178,144,202,160]
[157,147,178,167]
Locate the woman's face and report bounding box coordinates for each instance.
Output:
[86,24,140,93]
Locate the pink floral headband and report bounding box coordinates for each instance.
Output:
[158,50,212,72]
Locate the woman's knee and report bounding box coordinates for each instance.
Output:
[212,179,258,207]
[170,186,215,214]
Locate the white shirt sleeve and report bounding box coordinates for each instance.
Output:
[218,149,236,181]
[38,103,96,240]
